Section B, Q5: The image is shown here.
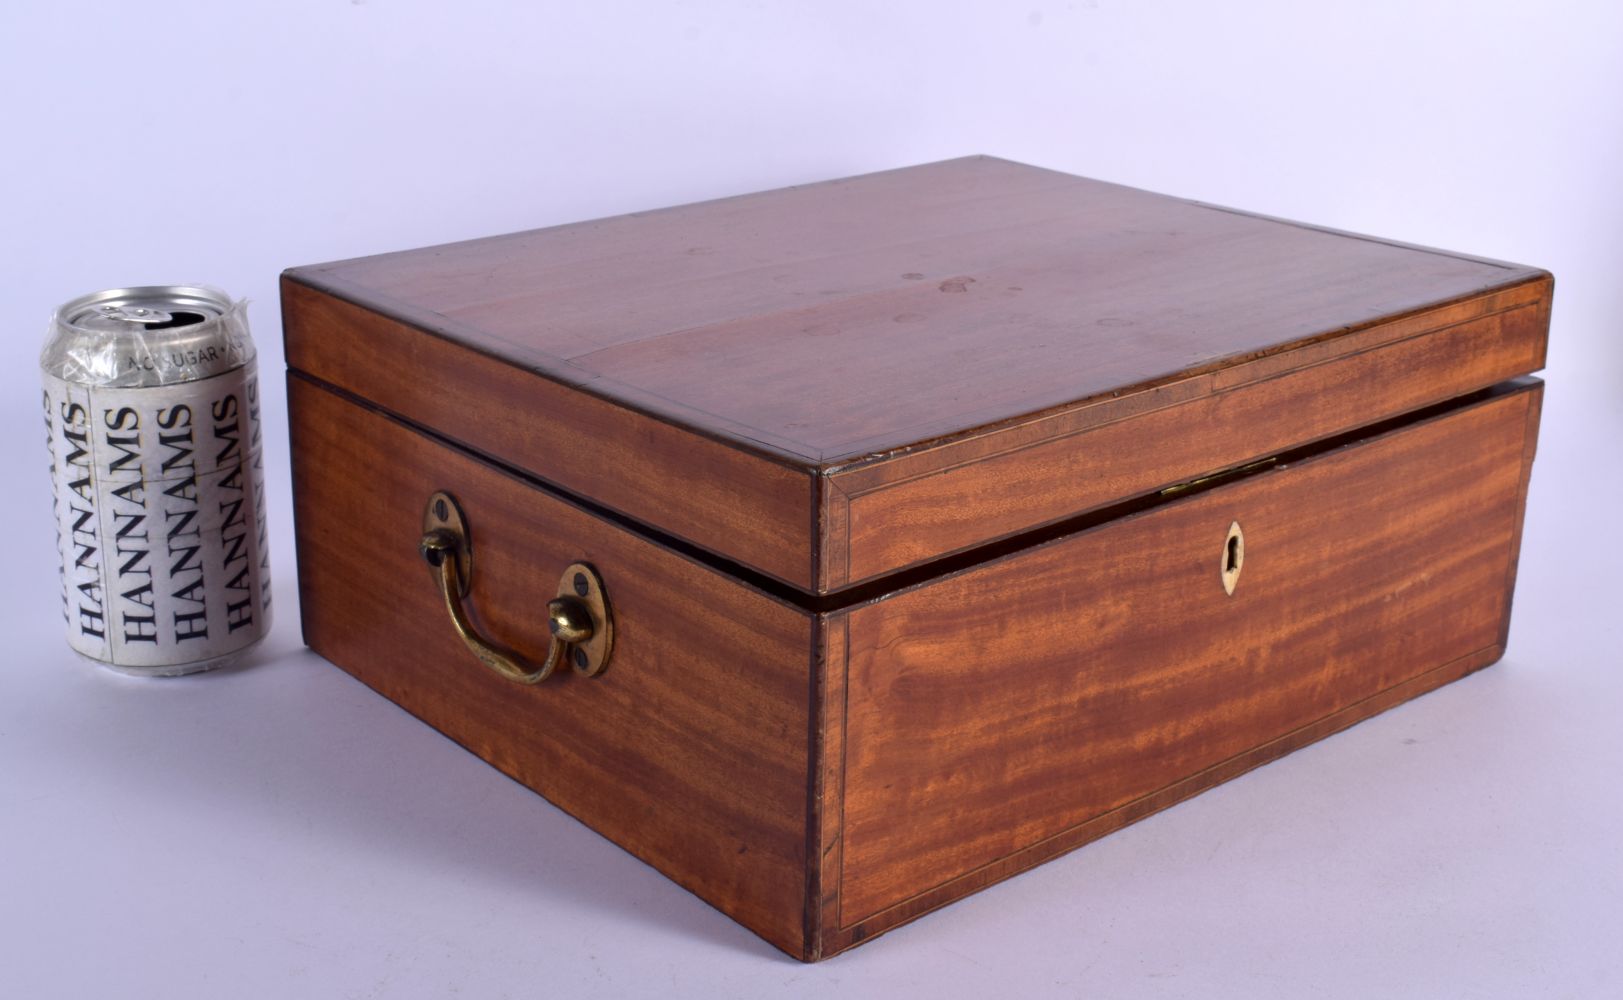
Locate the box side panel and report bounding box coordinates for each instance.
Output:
[827,277,1551,588]
[287,375,814,957]
[826,382,1541,952]
[282,277,818,592]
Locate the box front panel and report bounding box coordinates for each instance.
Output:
[834,384,1540,935]
[288,376,815,957]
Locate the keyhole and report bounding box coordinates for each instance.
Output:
[1221,521,1244,596]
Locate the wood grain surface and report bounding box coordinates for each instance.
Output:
[284,156,1551,594]
[282,280,818,591]
[825,381,1541,945]
[824,283,1547,587]
[287,374,816,957]
[287,371,1542,961]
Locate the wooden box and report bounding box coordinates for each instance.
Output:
[281,157,1550,960]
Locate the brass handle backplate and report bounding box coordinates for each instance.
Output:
[418,490,614,683]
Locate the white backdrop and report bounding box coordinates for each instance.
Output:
[3,3,1620,998]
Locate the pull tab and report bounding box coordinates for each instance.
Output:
[1221,520,1244,596]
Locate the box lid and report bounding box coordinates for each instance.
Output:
[282,156,1551,597]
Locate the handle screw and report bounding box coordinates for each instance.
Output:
[547,597,595,644]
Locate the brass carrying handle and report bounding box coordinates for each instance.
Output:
[418,491,614,684]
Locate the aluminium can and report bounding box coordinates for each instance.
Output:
[40,285,272,676]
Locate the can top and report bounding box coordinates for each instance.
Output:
[60,285,231,334]
[42,284,255,388]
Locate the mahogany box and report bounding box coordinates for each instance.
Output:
[281,157,1551,960]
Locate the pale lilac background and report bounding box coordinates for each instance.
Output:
[2,2,1620,997]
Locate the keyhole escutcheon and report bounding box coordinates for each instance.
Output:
[1222,520,1244,596]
